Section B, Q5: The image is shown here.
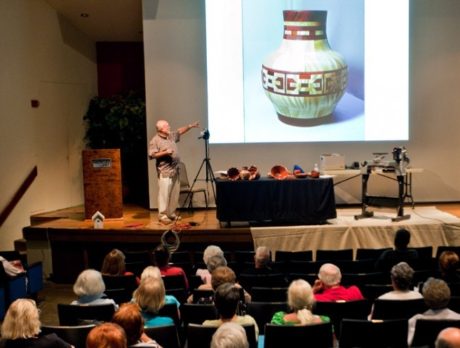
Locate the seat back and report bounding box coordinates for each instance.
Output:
[0,262,27,305]
[180,303,219,326]
[412,319,460,348]
[339,319,408,348]
[361,284,393,302]
[57,303,115,325]
[192,289,215,304]
[275,250,313,262]
[316,249,353,261]
[246,301,288,334]
[264,322,333,348]
[250,287,288,302]
[102,274,137,292]
[372,298,427,320]
[356,248,392,260]
[158,302,181,327]
[238,273,287,291]
[104,288,133,305]
[144,324,180,348]
[313,299,371,339]
[27,261,44,295]
[40,324,96,348]
[179,161,191,189]
[186,323,256,348]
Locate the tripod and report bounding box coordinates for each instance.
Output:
[183,132,216,209]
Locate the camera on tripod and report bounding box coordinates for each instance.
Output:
[198,128,210,140]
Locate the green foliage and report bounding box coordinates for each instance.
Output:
[83,90,146,155]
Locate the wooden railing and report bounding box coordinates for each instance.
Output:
[0,166,38,226]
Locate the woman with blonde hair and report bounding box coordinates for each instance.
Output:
[271,279,330,325]
[139,266,180,308]
[71,269,117,309]
[132,277,174,327]
[0,298,73,348]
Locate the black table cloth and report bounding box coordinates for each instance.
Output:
[215,177,336,224]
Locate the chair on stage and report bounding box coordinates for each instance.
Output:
[411,319,460,348]
[339,318,408,348]
[57,303,115,325]
[264,322,333,348]
[40,324,95,348]
[179,161,208,209]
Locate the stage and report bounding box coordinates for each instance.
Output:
[22,203,460,283]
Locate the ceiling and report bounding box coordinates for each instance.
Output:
[44,0,144,42]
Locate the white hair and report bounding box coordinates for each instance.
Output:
[203,245,224,265]
[73,269,106,297]
[211,322,249,348]
[318,263,341,286]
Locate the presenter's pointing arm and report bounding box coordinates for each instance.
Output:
[178,121,200,135]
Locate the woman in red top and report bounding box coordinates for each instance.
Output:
[153,244,189,289]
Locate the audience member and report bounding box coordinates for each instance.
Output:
[187,255,227,303]
[271,279,330,325]
[0,298,73,348]
[435,327,460,348]
[313,263,364,302]
[101,249,135,277]
[86,322,127,348]
[139,266,181,308]
[375,228,419,272]
[379,262,422,300]
[212,266,251,303]
[153,244,189,289]
[203,283,259,341]
[241,246,275,275]
[132,277,174,327]
[211,322,249,348]
[112,302,163,348]
[71,269,118,309]
[196,245,225,284]
[408,278,460,346]
[0,255,25,277]
[438,251,460,284]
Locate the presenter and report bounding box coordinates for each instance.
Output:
[149,119,200,224]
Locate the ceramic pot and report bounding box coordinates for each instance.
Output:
[262,10,348,122]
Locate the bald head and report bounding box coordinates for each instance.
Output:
[318,263,341,287]
[156,120,170,134]
[436,328,460,348]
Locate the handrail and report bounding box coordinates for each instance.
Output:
[0,166,38,227]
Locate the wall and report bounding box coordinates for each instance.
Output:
[0,0,97,250]
[144,0,460,208]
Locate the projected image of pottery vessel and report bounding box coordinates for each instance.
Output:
[262,10,348,124]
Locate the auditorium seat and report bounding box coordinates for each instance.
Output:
[275,250,313,262]
[41,324,95,348]
[412,319,460,348]
[246,301,288,334]
[144,324,180,348]
[372,298,427,320]
[316,248,353,261]
[355,247,391,260]
[57,303,115,325]
[264,322,333,348]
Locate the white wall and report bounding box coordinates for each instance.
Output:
[144,0,460,208]
[0,0,97,250]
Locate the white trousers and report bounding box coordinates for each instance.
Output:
[158,173,180,220]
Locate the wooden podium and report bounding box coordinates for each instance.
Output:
[82,149,123,219]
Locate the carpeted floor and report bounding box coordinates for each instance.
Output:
[38,282,74,326]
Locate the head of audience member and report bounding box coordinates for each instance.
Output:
[422,277,451,310]
[153,244,170,268]
[287,279,315,324]
[318,263,342,288]
[133,277,166,313]
[86,322,127,348]
[207,254,228,274]
[211,266,237,291]
[391,262,415,291]
[211,322,249,348]
[73,269,106,298]
[439,251,460,277]
[101,249,127,276]
[112,302,146,346]
[254,246,271,269]
[435,327,460,348]
[394,228,411,250]
[0,299,41,339]
[140,265,162,281]
[214,282,241,320]
[203,245,224,265]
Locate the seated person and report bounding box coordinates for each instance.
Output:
[153,244,189,290]
[375,228,419,272]
[132,277,174,327]
[112,302,162,347]
[271,279,329,325]
[313,263,364,302]
[187,255,227,303]
[241,246,276,275]
[71,269,118,309]
[0,298,73,348]
[378,262,422,300]
[139,265,180,308]
[435,327,460,348]
[196,245,226,284]
[438,250,460,284]
[211,322,249,348]
[408,278,460,346]
[86,322,127,348]
[0,255,25,277]
[203,282,259,341]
